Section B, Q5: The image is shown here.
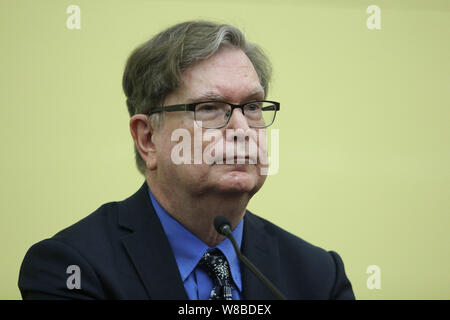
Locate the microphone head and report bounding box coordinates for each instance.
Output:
[214,216,231,236]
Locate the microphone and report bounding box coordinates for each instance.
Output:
[213,216,287,300]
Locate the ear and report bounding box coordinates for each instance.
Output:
[129,114,158,171]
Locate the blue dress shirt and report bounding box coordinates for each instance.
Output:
[148,188,243,300]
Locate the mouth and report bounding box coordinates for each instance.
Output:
[222,155,257,165]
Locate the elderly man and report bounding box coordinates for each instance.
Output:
[18,20,355,300]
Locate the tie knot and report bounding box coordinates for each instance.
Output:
[199,249,232,285]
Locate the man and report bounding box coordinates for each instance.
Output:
[18,20,355,300]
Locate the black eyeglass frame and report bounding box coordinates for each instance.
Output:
[147,100,280,129]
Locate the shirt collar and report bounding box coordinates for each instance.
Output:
[148,188,243,292]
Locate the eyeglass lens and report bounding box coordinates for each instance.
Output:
[194,101,276,128]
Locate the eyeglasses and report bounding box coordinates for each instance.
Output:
[148,100,280,129]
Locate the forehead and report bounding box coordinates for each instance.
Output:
[177,47,264,103]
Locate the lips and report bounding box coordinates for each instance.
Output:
[223,155,257,164]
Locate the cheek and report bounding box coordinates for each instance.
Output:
[154,129,175,162]
[155,122,211,175]
[257,129,267,152]
[156,119,195,159]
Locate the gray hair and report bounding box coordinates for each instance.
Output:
[122,20,272,175]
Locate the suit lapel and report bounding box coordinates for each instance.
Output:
[118,182,188,300]
[241,212,283,300]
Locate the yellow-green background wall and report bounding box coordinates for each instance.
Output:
[1,0,449,299]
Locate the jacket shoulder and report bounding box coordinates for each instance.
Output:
[18,201,126,299]
[246,212,328,256]
[245,212,355,299]
[52,201,120,245]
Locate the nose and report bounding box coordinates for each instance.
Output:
[225,108,250,130]
[223,107,258,159]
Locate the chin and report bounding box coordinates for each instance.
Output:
[215,169,265,195]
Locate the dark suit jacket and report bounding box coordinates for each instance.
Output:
[18,181,355,300]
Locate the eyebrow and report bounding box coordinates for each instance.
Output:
[188,87,265,103]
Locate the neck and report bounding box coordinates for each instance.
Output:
[146,177,249,247]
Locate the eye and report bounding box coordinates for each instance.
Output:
[201,105,216,111]
[196,102,221,112]
[246,102,262,112]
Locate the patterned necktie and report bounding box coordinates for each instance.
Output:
[198,249,234,300]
